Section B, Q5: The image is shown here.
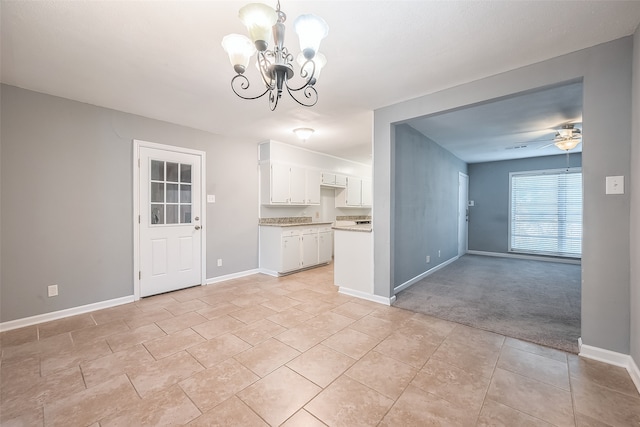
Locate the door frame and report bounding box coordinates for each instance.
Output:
[133,139,207,300]
[458,172,469,257]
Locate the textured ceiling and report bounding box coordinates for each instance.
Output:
[2,1,640,164]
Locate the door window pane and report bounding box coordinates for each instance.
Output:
[167,162,179,182]
[151,204,164,224]
[181,164,192,183]
[151,160,164,181]
[151,183,164,203]
[166,205,179,224]
[181,205,192,224]
[167,183,178,203]
[180,184,192,203]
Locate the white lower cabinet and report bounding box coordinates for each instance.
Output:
[318,229,333,263]
[281,231,302,272]
[260,225,333,275]
[301,228,319,268]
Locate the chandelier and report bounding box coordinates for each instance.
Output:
[553,124,582,151]
[221,1,328,111]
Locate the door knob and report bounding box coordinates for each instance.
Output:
[194,225,201,230]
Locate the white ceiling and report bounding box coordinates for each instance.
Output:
[2,1,640,165]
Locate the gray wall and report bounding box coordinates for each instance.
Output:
[468,153,582,254]
[0,85,259,322]
[374,37,632,354]
[631,27,640,368]
[394,124,467,287]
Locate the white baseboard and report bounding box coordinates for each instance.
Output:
[578,338,640,394]
[393,256,459,294]
[0,295,135,332]
[467,250,581,265]
[206,269,262,285]
[338,287,396,306]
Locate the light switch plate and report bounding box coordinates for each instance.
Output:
[207,195,216,203]
[605,176,624,195]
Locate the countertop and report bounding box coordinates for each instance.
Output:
[332,224,373,233]
[259,221,333,227]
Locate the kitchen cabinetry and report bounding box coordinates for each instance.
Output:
[318,228,333,263]
[306,169,321,205]
[281,230,302,272]
[259,224,333,275]
[336,176,372,208]
[321,172,347,188]
[361,178,372,207]
[301,228,319,267]
[261,163,319,205]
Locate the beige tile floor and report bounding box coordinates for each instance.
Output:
[2,264,639,426]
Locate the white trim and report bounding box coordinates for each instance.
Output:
[338,287,396,306]
[0,296,135,332]
[579,339,640,394]
[206,269,261,285]
[133,139,207,300]
[466,250,581,265]
[393,256,459,294]
[629,356,640,393]
[258,268,279,277]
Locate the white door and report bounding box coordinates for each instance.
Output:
[138,145,204,297]
[458,172,469,256]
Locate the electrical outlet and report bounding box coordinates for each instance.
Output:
[426,255,430,263]
[217,259,223,267]
[48,285,58,297]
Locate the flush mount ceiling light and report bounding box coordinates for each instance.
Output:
[293,127,314,142]
[221,1,329,111]
[553,124,582,151]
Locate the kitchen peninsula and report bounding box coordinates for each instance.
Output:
[332,217,374,300]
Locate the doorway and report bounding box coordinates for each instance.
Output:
[133,140,206,298]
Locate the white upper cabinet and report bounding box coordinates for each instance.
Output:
[261,163,321,206]
[361,178,372,207]
[306,169,321,205]
[321,172,347,188]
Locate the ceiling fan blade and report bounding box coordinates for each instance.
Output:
[537,142,556,149]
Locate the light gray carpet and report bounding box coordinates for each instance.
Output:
[394,254,581,353]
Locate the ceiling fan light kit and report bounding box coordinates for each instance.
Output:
[221,1,328,111]
[553,124,582,151]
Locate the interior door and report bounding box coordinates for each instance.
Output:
[458,172,469,256]
[139,146,203,297]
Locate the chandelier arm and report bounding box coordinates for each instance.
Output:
[286,59,316,92]
[230,74,272,100]
[268,90,279,111]
[257,51,276,90]
[285,83,318,107]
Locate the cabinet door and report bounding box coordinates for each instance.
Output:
[318,231,333,263]
[302,232,319,267]
[345,177,362,206]
[361,178,372,207]
[270,163,290,204]
[281,235,301,272]
[335,174,347,187]
[306,169,321,205]
[321,172,336,185]
[289,166,306,204]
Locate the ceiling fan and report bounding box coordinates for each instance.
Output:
[537,124,582,151]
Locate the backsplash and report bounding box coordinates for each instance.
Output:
[258,217,313,225]
[336,215,372,221]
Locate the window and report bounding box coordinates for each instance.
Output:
[509,168,582,258]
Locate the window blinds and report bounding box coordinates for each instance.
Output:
[509,169,582,258]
